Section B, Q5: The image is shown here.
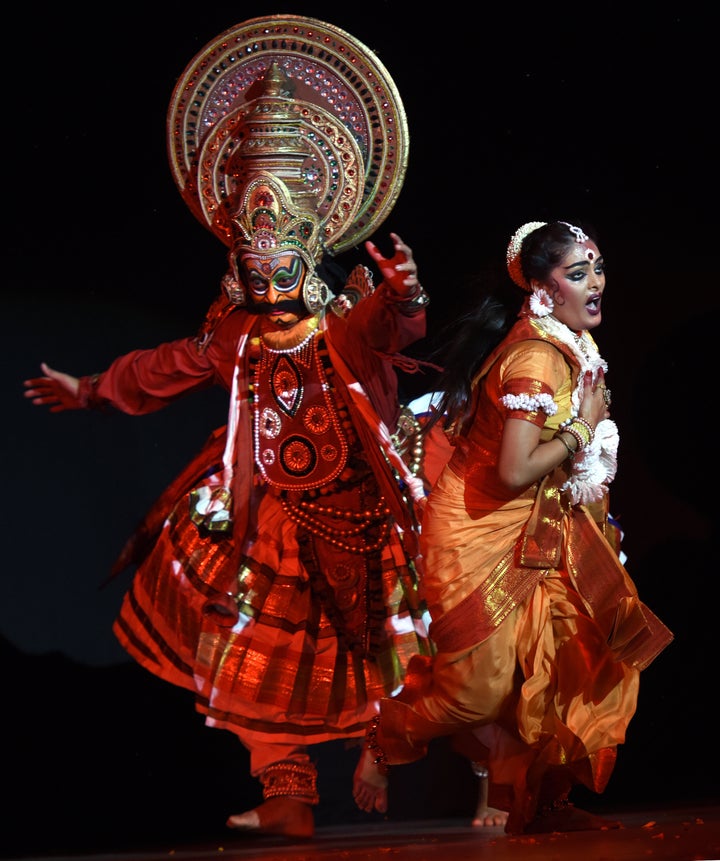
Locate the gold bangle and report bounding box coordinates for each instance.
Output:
[555,432,576,459]
[571,416,595,445]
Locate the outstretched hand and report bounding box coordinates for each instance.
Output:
[365,232,421,297]
[23,363,82,412]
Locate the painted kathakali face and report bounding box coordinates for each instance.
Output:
[239,250,309,328]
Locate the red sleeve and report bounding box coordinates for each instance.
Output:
[86,310,250,415]
[327,285,426,430]
[345,283,426,353]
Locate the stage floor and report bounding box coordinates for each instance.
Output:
[9,802,720,861]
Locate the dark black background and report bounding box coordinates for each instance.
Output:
[4,4,718,856]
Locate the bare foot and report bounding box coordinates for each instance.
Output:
[226,809,259,830]
[472,806,509,828]
[470,765,508,827]
[226,797,314,838]
[353,746,388,814]
[524,804,622,834]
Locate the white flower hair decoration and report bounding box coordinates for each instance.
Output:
[506,221,547,290]
[529,287,554,318]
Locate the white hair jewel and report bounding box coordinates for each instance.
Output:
[559,222,589,243]
[506,221,547,290]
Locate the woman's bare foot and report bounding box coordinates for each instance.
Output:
[524,803,622,834]
[472,805,509,827]
[470,767,508,827]
[353,746,388,814]
[226,797,314,838]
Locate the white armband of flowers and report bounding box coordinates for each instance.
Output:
[500,392,558,415]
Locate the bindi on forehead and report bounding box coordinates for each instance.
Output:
[565,244,597,266]
[561,222,596,262]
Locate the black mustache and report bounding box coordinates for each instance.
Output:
[249,299,306,316]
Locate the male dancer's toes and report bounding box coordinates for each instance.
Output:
[353,746,388,814]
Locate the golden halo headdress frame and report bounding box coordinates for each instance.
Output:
[167,14,409,261]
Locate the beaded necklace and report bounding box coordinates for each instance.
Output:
[529,313,619,505]
[532,314,607,414]
[251,322,350,491]
[251,317,391,658]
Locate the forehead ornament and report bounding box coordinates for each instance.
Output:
[558,222,594,262]
[559,221,589,244]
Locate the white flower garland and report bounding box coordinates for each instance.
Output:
[566,418,619,504]
[532,314,618,504]
[502,313,618,504]
[534,315,606,411]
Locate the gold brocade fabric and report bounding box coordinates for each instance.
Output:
[375,324,672,832]
[113,481,430,745]
[420,336,573,621]
[112,323,431,747]
[422,327,671,668]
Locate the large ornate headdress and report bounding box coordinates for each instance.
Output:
[167,15,409,308]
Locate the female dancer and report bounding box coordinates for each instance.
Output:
[353,220,673,834]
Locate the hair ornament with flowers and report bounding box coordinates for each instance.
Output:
[507,220,592,319]
[506,221,547,291]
